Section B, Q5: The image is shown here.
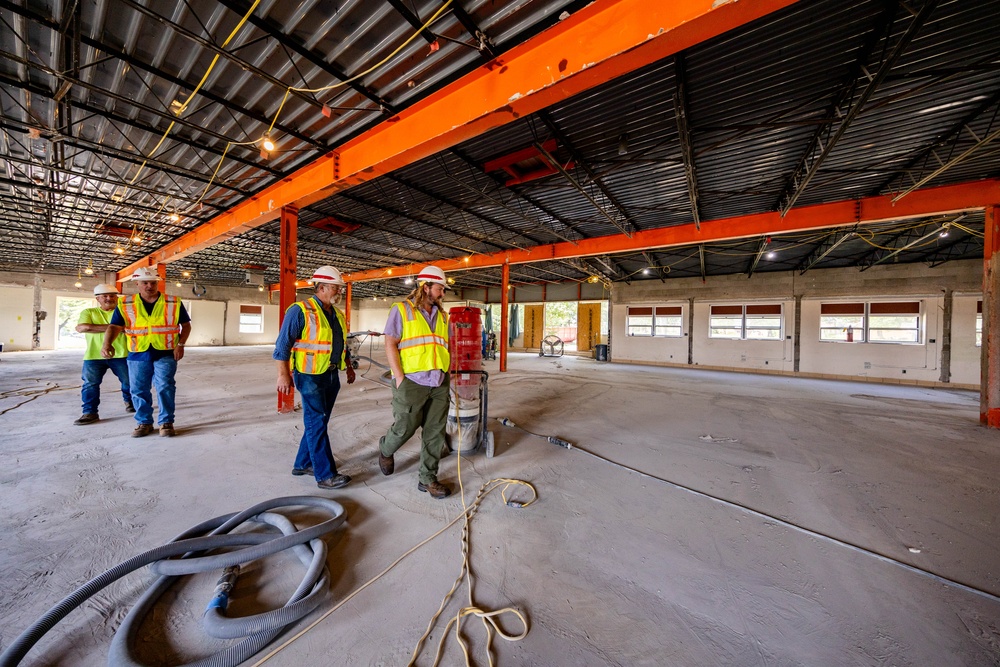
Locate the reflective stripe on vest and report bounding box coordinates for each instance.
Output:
[120,294,182,353]
[290,298,346,375]
[396,299,449,374]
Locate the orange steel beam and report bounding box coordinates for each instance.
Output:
[343,180,1000,283]
[117,0,802,281]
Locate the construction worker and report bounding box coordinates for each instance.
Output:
[73,283,132,425]
[377,265,452,499]
[102,266,191,438]
[274,266,356,490]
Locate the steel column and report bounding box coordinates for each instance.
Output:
[500,262,510,373]
[982,205,1000,427]
[278,206,298,414]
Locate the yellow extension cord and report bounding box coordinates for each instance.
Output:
[253,375,536,666]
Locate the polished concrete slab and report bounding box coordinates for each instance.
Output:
[1,347,998,665]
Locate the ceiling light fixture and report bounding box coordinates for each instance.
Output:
[83,260,94,275]
[74,268,83,288]
[182,270,191,278]
[169,212,180,222]
[618,133,629,156]
[258,284,265,292]
[642,268,650,275]
[262,135,276,152]
[766,251,777,260]
[175,281,182,287]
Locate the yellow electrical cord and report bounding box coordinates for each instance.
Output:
[250,379,535,667]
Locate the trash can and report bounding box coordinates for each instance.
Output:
[594,344,608,361]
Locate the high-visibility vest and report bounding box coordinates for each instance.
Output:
[290,298,347,374]
[395,299,449,374]
[120,294,182,353]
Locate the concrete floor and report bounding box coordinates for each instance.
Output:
[1,346,999,666]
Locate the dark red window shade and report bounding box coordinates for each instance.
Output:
[711,305,743,315]
[978,300,982,314]
[821,303,864,315]
[746,304,781,315]
[628,307,653,316]
[240,305,263,314]
[869,302,919,314]
[655,306,682,316]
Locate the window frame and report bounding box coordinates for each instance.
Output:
[818,301,922,345]
[238,305,264,334]
[709,304,783,340]
[626,305,684,338]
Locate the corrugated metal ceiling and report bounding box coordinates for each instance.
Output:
[1,0,998,298]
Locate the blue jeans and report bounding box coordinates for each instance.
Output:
[81,358,131,414]
[128,356,177,425]
[293,369,341,481]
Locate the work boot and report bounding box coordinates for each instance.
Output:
[417,480,452,499]
[317,474,351,489]
[132,424,154,438]
[124,401,136,414]
[159,423,176,437]
[74,413,99,425]
[378,451,394,476]
[291,467,314,476]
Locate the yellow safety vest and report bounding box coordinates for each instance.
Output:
[396,299,449,374]
[290,298,347,374]
[120,294,182,353]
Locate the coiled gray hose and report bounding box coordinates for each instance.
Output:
[0,496,346,667]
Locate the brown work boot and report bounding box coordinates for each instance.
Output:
[159,423,175,437]
[132,423,154,438]
[378,451,394,476]
[417,480,451,499]
[74,413,99,425]
[317,474,351,489]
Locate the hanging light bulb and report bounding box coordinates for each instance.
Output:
[175,281,182,287]
[258,284,265,292]
[642,268,650,275]
[114,243,126,255]
[84,260,94,275]
[169,212,181,222]
[262,134,275,152]
[182,270,191,278]
[74,268,83,288]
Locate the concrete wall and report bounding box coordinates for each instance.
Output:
[0,264,984,387]
[610,260,983,387]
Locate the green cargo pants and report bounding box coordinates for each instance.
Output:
[379,374,450,485]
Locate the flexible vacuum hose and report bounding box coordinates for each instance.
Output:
[0,496,346,667]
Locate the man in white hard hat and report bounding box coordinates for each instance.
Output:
[102,266,191,438]
[73,283,132,425]
[377,265,453,499]
[273,266,356,490]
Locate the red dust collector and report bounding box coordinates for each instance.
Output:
[447,307,494,455]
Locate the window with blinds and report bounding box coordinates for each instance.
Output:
[819,301,921,344]
[709,304,782,340]
[239,305,264,334]
[626,305,683,337]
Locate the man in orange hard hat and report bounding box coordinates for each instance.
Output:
[73,283,132,425]
[377,265,453,499]
[274,266,356,490]
[102,266,191,438]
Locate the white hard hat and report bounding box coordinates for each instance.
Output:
[416,265,448,288]
[130,266,159,281]
[311,265,346,286]
[93,283,120,296]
